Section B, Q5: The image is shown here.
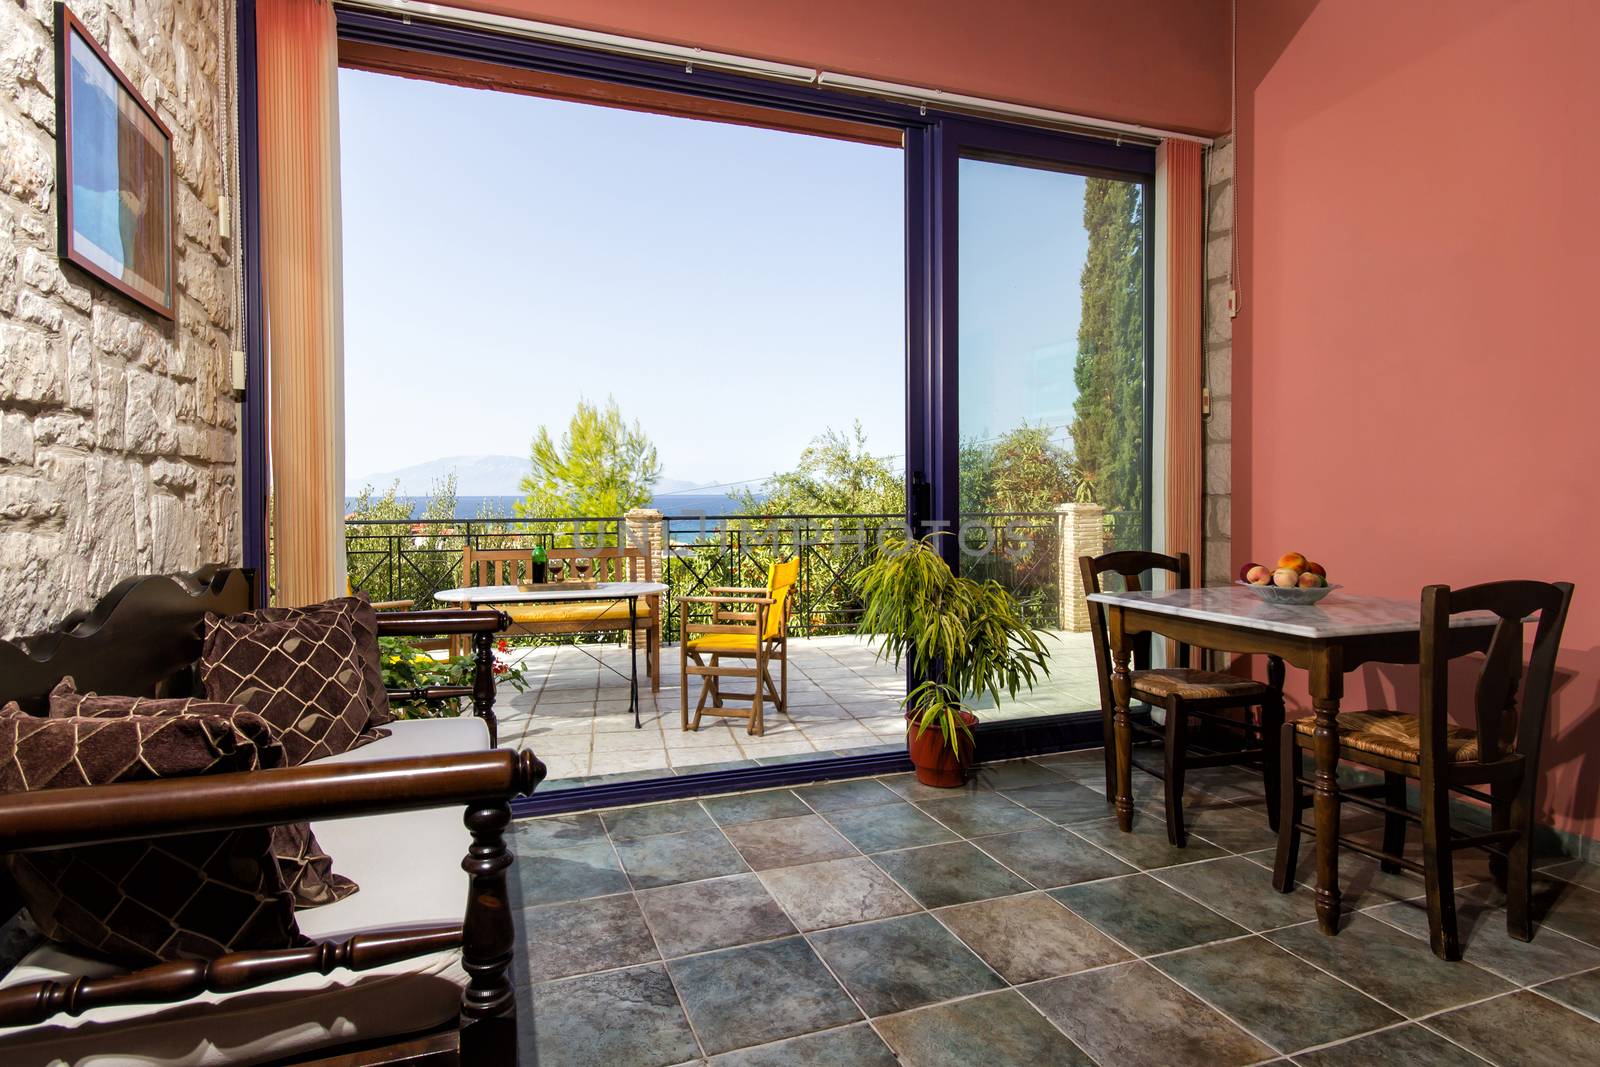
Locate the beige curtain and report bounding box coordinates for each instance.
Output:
[1159,140,1204,571]
[257,0,346,605]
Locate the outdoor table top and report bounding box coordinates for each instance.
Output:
[433,581,668,605]
[1087,585,1498,640]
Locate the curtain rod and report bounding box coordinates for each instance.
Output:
[335,0,1214,146]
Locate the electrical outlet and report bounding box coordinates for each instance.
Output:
[1227,288,1239,317]
[231,351,247,394]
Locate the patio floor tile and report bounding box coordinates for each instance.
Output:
[614,826,750,889]
[706,1023,899,1066]
[869,841,1033,908]
[635,872,796,957]
[914,793,1050,837]
[666,936,860,1055]
[601,799,716,840]
[529,964,700,1067]
[700,789,811,825]
[515,840,631,905]
[792,777,902,811]
[1050,873,1247,955]
[1023,961,1275,1067]
[511,811,608,851]
[1151,935,1401,1052]
[874,989,1095,1066]
[1266,913,1512,1016]
[821,802,959,853]
[720,814,859,870]
[969,759,1070,791]
[1427,989,1600,1064]
[973,826,1137,888]
[933,891,1129,982]
[1290,1023,1491,1067]
[757,857,919,931]
[808,912,1005,1016]
[522,892,659,981]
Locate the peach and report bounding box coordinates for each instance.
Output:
[1273,568,1300,588]
[1245,565,1273,585]
[1277,552,1307,572]
[1305,561,1327,578]
[1297,572,1325,589]
[1239,562,1261,583]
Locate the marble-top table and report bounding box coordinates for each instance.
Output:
[1087,585,1497,937]
[435,582,667,729]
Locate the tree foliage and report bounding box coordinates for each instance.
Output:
[1070,178,1146,519]
[515,397,661,519]
[734,422,901,518]
[959,424,1086,515]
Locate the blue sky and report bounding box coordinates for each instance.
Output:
[339,69,1088,490]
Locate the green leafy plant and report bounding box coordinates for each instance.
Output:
[854,536,1050,757]
[379,636,532,717]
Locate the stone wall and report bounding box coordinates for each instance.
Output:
[0,0,239,638]
[1202,134,1234,586]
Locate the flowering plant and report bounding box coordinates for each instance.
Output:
[378,636,531,717]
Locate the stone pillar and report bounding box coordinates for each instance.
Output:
[622,508,665,581]
[1056,503,1105,632]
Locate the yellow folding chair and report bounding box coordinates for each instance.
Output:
[678,559,798,736]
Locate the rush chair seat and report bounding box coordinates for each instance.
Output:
[679,559,799,736]
[1274,580,1574,961]
[1081,550,1286,847]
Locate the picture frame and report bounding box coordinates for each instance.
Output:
[54,3,176,320]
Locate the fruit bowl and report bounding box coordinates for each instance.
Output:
[1237,580,1340,606]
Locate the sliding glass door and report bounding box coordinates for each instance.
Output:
[919,121,1154,726]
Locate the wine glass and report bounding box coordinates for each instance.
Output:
[574,558,592,584]
[547,559,566,584]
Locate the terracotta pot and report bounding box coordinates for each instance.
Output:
[906,710,978,788]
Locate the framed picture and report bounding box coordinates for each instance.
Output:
[54,4,176,320]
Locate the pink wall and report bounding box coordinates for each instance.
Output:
[446,0,1233,134]
[1235,0,1600,838]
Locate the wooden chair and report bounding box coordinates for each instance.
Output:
[457,545,660,689]
[1274,580,1574,960]
[679,559,798,736]
[1081,550,1285,846]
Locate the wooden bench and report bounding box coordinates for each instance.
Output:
[459,546,661,691]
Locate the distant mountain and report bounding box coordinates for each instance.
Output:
[349,454,714,498]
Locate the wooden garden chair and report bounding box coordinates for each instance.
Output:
[679,559,799,736]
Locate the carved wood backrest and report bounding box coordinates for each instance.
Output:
[0,566,255,715]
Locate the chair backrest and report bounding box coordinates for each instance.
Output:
[764,558,800,640]
[1418,580,1574,770]
[1079,551,1192,708]
[461,546,535,587]
[547,546,652,583]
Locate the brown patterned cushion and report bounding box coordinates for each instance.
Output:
[251,595,395,730]
[1132,668,1270,701]
[1294,710,1481,763]
[200,611,379,766]
[0,703,306,967]
[46,678,359,909]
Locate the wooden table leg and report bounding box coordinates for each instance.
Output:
[1109,610,1135,833]
[1310,650,1344,934]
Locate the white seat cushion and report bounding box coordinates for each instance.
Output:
[0,716,492,1067]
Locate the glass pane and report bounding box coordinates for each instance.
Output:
[957,156,1148,722]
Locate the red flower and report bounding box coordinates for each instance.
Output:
[493,662,508,674]
[497,640,509,653]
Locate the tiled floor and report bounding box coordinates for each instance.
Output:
[494,633,1100,787]
[507,750,1600,1066]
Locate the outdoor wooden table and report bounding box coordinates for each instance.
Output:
[1085,585,1496,936]
[434,581,668,730]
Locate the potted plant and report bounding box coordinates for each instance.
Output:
[855,536,1050,786]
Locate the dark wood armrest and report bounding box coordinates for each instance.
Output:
[377,609,509,637]
[0,749,546,854]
